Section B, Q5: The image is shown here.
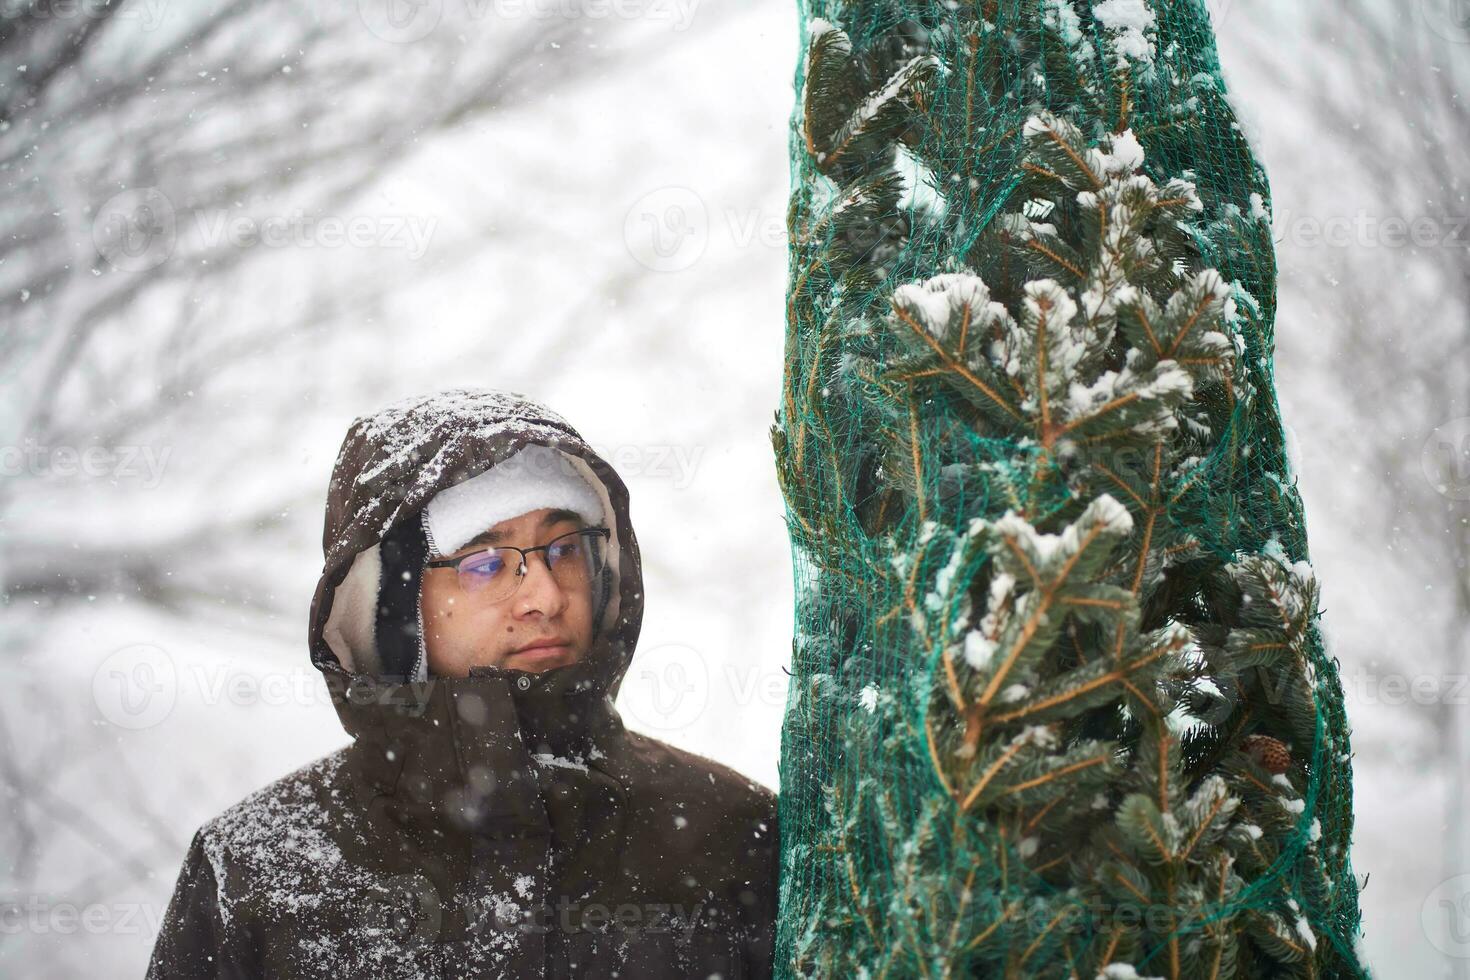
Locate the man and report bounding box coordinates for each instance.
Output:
[146,387,779,978]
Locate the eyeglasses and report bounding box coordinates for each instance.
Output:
[425,526,611,603]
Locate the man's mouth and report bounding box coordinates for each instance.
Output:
[509,641,572,665]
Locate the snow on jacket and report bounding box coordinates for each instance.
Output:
[145,388,779,979]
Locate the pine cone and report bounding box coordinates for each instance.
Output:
[1241,734,1292,775]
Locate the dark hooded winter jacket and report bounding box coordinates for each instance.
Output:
[145,388,779,978]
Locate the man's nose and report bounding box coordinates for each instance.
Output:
[513,554,568,617]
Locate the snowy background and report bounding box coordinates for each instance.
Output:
[0,0,1463,975]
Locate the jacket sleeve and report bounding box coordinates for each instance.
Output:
[146,829,254,980]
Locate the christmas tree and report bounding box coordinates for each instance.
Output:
[772,2,1368,976]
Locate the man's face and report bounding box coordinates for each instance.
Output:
[420,507,597,677]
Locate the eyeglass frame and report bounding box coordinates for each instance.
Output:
[423,526,612,599]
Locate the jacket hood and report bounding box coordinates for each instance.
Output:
[307,387,644,754]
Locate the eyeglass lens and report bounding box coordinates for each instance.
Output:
[455,530,607,600]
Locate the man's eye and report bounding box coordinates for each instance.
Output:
[548,541,580,563]
[463,553,506,576]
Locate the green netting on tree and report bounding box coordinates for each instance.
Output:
[770,1,1369,976]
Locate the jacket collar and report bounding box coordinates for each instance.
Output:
[328,641,631,840]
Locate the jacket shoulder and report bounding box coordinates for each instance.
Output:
[616,729,776,813]
[611,729,779,874]
[200,746,355,850]
[194,746,366,921]
[149,747,360,977]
